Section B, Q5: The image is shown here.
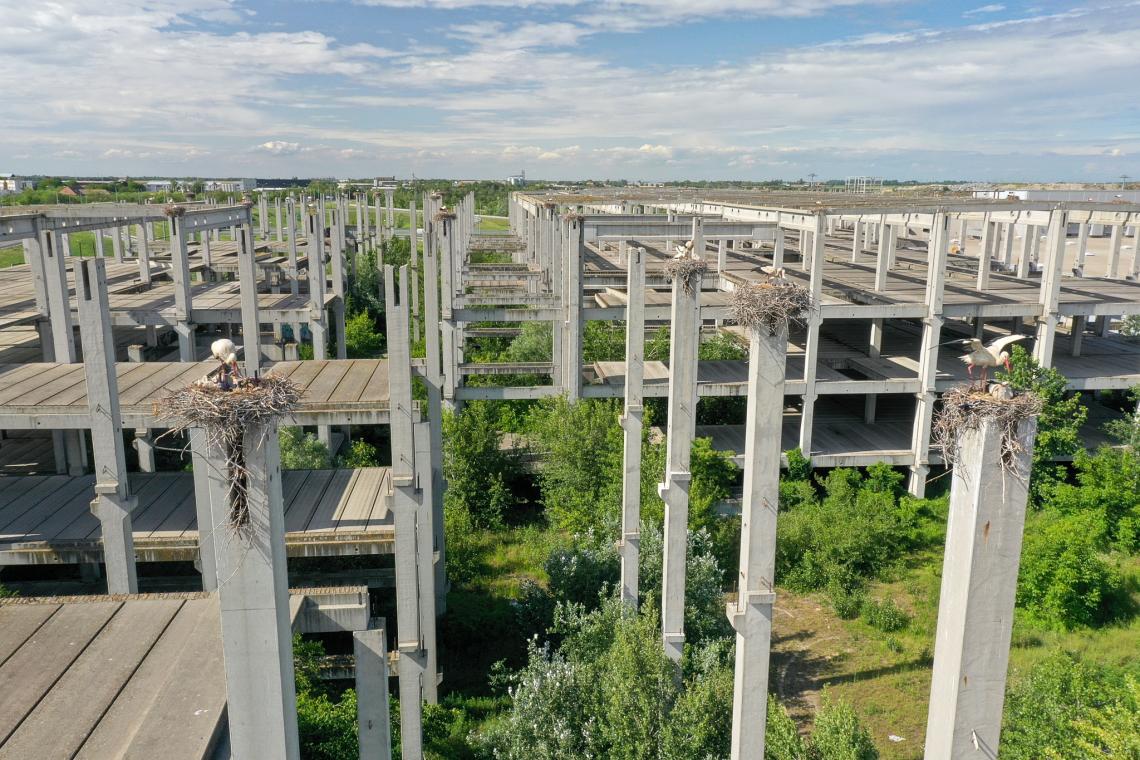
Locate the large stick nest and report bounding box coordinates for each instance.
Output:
[155,376,300,535]
[933,386,1043,477]
[663,255,708,294]
[730,282,812,336]
[163,204,186,218]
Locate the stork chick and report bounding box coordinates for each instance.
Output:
[760,264,787,284]
[988,381,1014,401]
[959,335,1025,389]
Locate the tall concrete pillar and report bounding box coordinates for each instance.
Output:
[728,319,789,760]
[976,214,993,291]
[208,421,301,759]
[168,210,196,361]
[189,428,220,591]
[354,628,393,760]
[1017,225,1034,279]
[798,216,827,454]
[619,247,646,608]
[850,216,863,261]
[1033,210,1069,367]
[275,196,283,243]
[908,214,950,497]
[409,199,421,343]
[36,228,85,475]
[238,223,263,377]
[76,257,138,594]
[562,216,583,400]
[772,228,785,270]
[137,223,152,286]
[439,214,459,412]
[421,216,448,610]
[659,220,703,666]
[1074,220,1090,274]
[924,416,1037,759]
[329,209,348,361]
[1107,223,1123,278]
[287,199,300,296]
[384,263,426,758]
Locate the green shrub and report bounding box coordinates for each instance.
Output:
[443,403,518,528]
[1016,512,1123,630]
[279,426,330,470]
[785,448,812,482]
[861,597,910,633]
[338,439,381,468]
[826,581,866,620]
[808,695,879,760]
[765,695,809,760]
[343,310,383,358]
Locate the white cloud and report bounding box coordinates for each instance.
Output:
[963,4,1005,15]
[255,141,303,155]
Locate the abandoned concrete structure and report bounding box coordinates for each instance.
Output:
[1,185,1138,758]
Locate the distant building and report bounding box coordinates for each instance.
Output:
[144,180,174,193]
[0,174,35,194]
[205,178,257,193]
[507,171,527,187]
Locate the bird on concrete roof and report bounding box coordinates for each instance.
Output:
[760,264,787,283]
[959,335,1025,388]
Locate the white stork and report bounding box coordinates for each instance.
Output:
[761,264,787,283]
[210,338,241,382]
[959,335,1025,387]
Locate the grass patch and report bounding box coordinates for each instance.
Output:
[476,216,509,231]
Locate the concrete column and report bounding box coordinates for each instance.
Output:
[238,223,263,377]
[134,429,155,473]
[772,228,785,270]
[76,257,138,594]
[169,212,196,361]
[728,322,788,760]
[137,224,152,286]
[287,200,300,296]
[209,421,301,759]
[95,229,105,257]
[409,199,421,343]
[189,428,220,592]
[384,264,425,758]
[798,215,827,454]
[850,216,863,261]
[414,419,439,702]
[110,226,123,264]
[924,416,1037,759]
[563,216,583,400]
[976,214,992,291]
[1132,225,1140,279]
[1074,220,1090,274]
[1033,210,1069,368]
[439,215,459,412]
[1017,225,1034,279]
[659,221,702,666]
[1070,315,1087,357]
[421,217,448,610]
[908,213,950,497]
[21,238,49,316]
[619,247,646,608]
[1107,223,1123,278]
[354,628,392,760]
[275,197,284,243]
[329,209,347,361]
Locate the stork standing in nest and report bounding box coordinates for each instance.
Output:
[959,335,1025,389]
[210,338,241,389]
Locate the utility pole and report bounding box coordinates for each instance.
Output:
[807,172,817,189]
[1120,174,1130,190]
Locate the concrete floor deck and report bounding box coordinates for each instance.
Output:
[0,358,392,428]
[0,468,394,566]
[0,594,226,759]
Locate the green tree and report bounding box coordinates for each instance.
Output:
[338,439,381,468]
[526,397,624,533]
[279,427,330,469]
[998,345,1087,505]
[443,403,517,528]
[808,695,879,760]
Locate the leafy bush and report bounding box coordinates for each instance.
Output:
[1048,444,1140,552]
[809,695,879,760]
[765,695,809,760]
[343,310,383,358]
[443,403,518,528]
[338,439,381,468]
[279,426,330,470]
[1002,652,1138,760]
[293,635,359,760]
[826,582,866,620]
[998,345,1087,505]
[639,522,731,645]
[1016,512,1123,630]
[861,597,910,633]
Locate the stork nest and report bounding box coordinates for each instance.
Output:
[562,212,584,223]
[932,386,1043,476]
[663,256,708,294]
[163,204,186,218]
[434,210,456,222]
[730,282,812,336]
[155,376,300,535]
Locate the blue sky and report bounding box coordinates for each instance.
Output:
[1,0,1138,181]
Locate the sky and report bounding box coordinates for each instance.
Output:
[1,0,1139,181]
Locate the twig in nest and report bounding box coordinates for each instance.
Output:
[663,256,707,295]
[730,282,812,336]
[562,212,584,223]
[155,376,300,536]
[932,386,1043,477]
[434,209,456,222]
[163,204,186,218]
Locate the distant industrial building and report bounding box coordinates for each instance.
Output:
[0,174,35,194]
[204,178,256,193]
[507,171,527,187]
